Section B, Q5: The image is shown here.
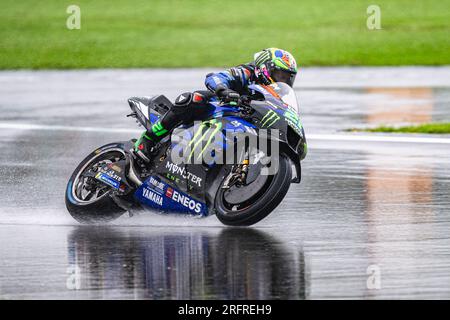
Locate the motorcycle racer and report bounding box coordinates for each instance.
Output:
[134,48,298,163]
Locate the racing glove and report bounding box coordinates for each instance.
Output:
[215,85,240,103]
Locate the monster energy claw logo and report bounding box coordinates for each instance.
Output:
[187,119,222,162]
[284,109,303,132]
[261,110,280,128]
[255,50,271,67]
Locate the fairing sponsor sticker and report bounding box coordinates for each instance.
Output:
[142,187,163,206]
[95,172,120,189]
[165,161,202,187]
[136,176,207,215]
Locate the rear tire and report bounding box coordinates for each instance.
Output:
[215,155,292,226]
[65,143,127,224]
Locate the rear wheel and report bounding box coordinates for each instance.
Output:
[65,144,127,223]
[215,155,292,226]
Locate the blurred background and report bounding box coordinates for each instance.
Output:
[0,0,449,68]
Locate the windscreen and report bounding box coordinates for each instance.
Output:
[248,82,300,113]
[272,82,300,113]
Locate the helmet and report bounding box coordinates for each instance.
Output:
[254,48,298,87]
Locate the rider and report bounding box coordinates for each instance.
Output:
[134,48,298,162]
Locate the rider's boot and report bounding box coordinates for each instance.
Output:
[134,91,211,163]
[133,117,165,159]
[134,131,157,163]
[133,117,172,162]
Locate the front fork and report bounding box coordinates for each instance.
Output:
[221,158,249,189]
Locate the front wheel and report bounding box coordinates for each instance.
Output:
[215,155,292,226]
[65,143,128,224]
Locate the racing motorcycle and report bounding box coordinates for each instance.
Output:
[65,82,307,226]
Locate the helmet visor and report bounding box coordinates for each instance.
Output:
[271,69,296,87]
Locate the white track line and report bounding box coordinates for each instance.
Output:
[307,133,450,144]
[0,122,140,134]
[1,122,450,144]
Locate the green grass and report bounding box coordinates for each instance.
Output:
[0,0,449,69]
[350,123,450,134]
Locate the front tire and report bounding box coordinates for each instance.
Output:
[215,155,292,226]
[65,143,127,224]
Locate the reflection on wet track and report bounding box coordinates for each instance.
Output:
[0,68,449,299]
[66,228,305,299]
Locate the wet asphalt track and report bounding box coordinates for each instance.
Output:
[0,68,450,299]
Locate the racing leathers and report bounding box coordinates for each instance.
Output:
[134,62,258,162]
